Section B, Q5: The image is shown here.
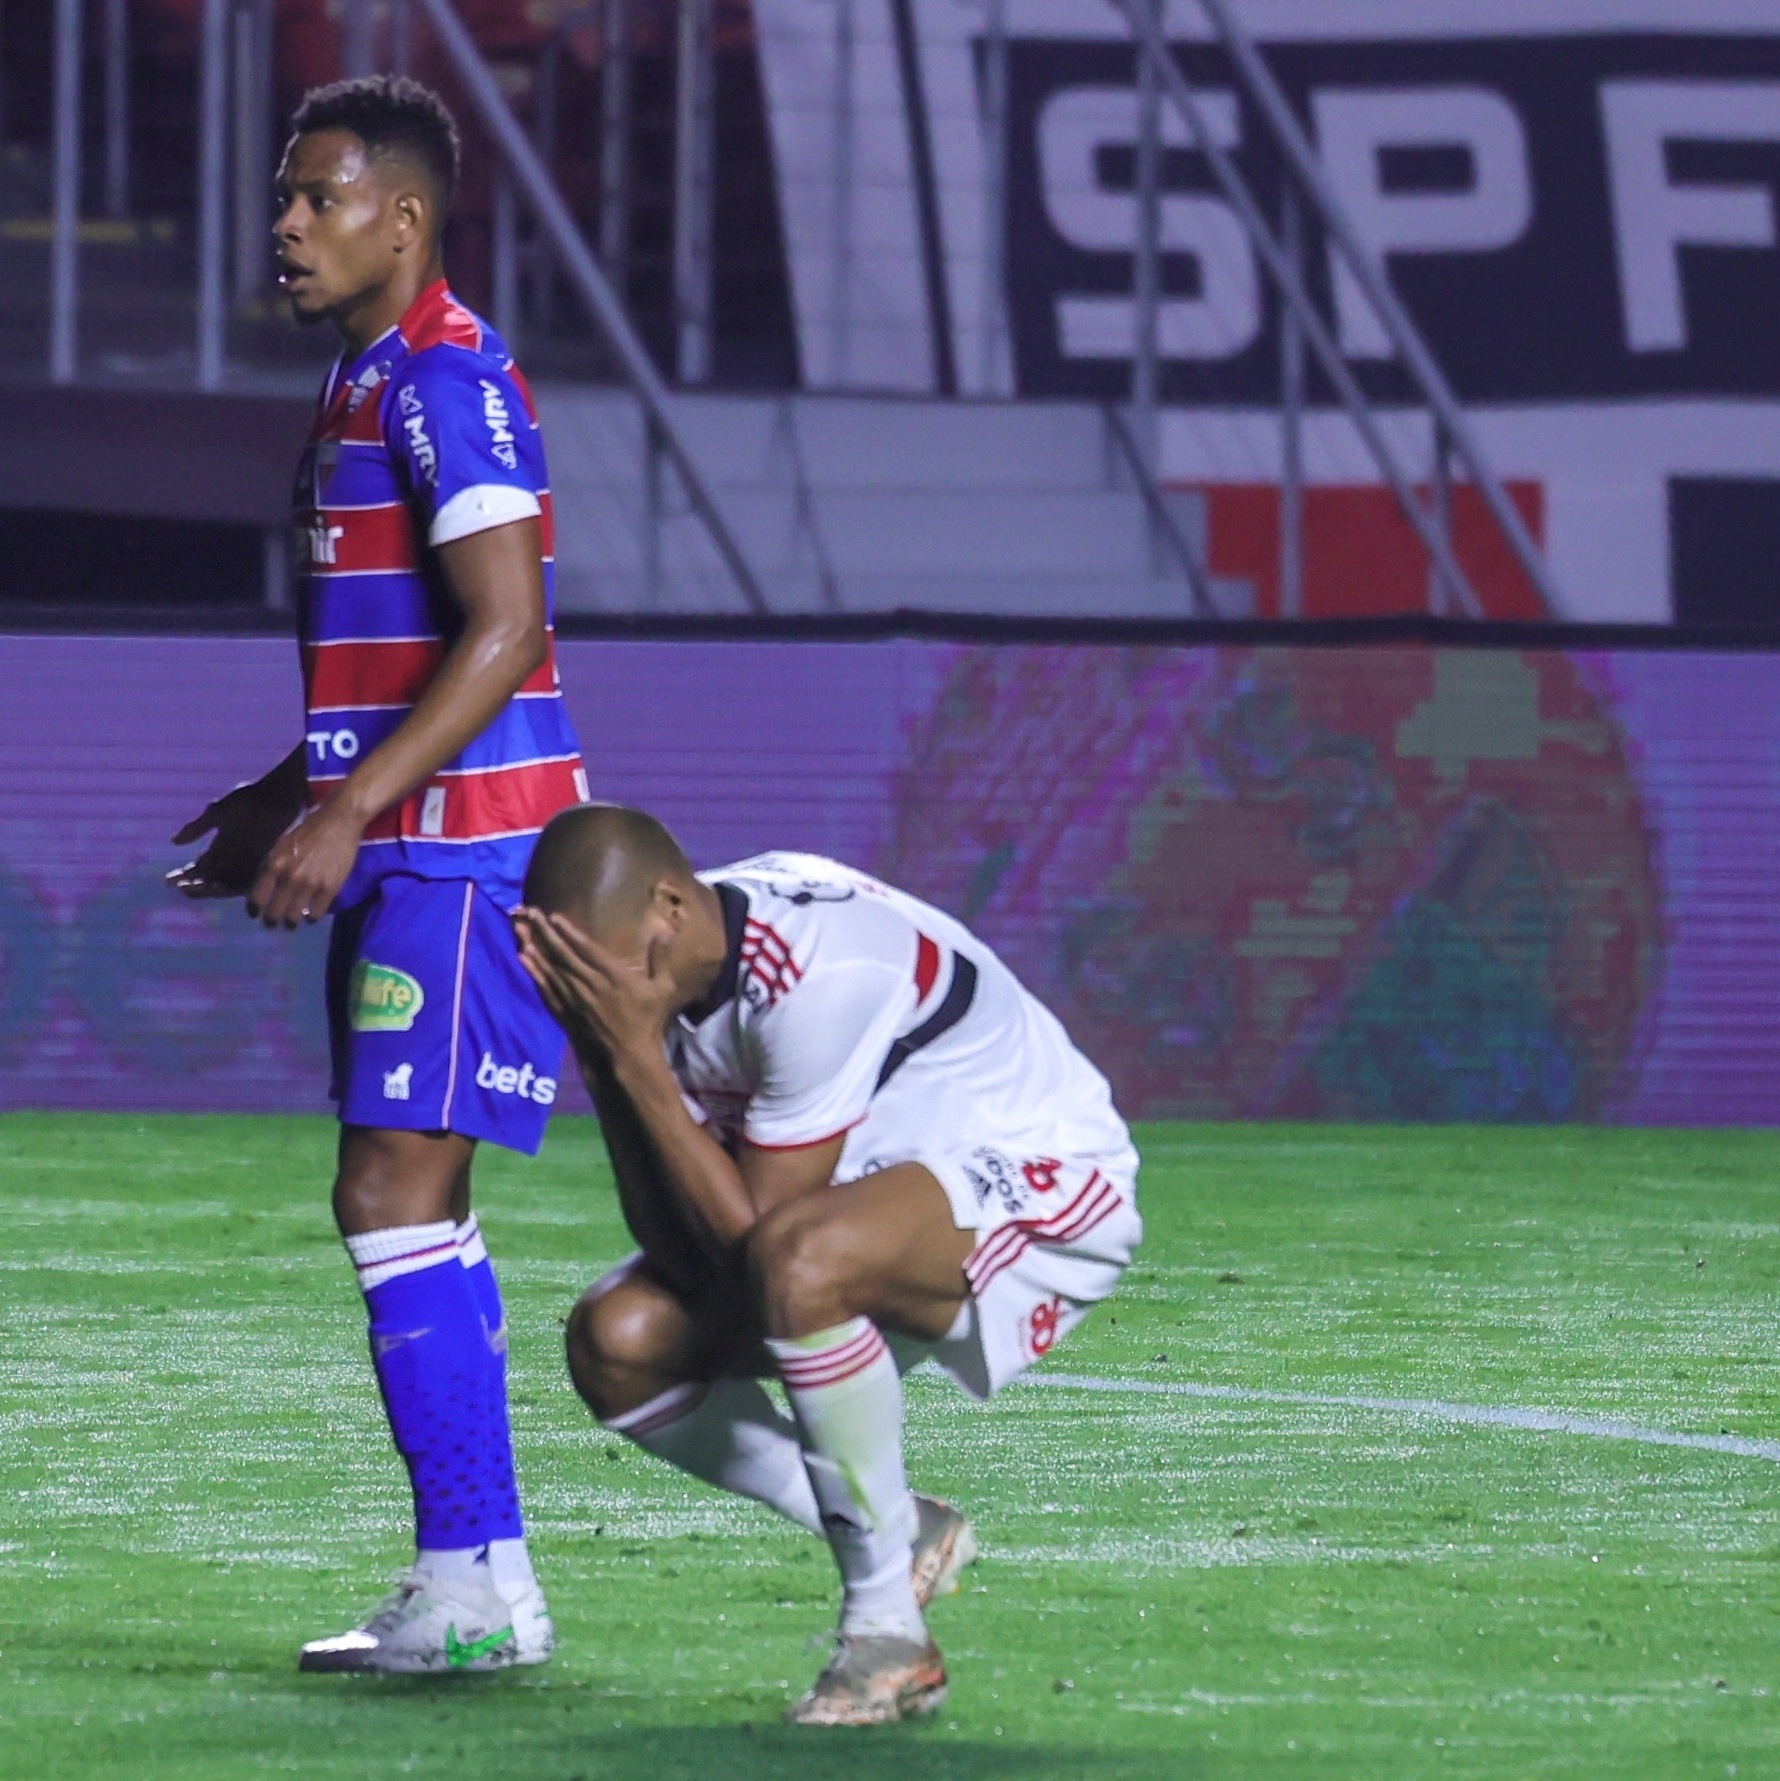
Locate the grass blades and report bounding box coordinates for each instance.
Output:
[2,1114,1777,1778]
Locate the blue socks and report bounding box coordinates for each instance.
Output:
[345,1219,526,1564]
[453,1214,525,1546]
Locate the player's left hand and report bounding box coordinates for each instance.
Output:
[246,797,366,928]
[515,909,680,1066]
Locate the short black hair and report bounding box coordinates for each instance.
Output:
[290,75,460,210]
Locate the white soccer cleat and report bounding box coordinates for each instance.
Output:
[502,1580,556,1666]
[787,1632,948,1726]
[911,1494,979,1607]
[298,1571,518,1674]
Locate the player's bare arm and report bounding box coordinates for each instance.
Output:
[516,908,843,1249]
[248,517,548,928]
[168,743,308,897]
[574,1047,729,1296]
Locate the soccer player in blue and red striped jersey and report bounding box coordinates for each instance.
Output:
[169,76,585,1674]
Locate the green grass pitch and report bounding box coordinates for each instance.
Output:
[3,1114,1778,1779]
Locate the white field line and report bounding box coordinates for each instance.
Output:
[1025,1372,1780,1464]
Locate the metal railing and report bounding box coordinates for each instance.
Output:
[24,0,1560,621]
[1108,0,1565,621]
[414,0,765,612]
[37,0,768,613]
[1102,402,1216,617]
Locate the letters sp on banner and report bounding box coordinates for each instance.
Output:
[757,10,1780,402]
[1010,33,1780,404]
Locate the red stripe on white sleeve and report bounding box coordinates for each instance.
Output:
[914,932,941,1003]
[741,1119,863,1154]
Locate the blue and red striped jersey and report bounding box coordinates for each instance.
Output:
[294,280,587,911]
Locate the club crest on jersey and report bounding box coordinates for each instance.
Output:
[344,360,387,413]
[478,378,519,470]
[349,961,425,1032]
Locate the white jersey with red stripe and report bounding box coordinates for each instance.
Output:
[673,852,1141,1395]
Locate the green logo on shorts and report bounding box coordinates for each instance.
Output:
[349,961,425,1032]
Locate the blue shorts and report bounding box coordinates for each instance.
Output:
[325,874,565,1155]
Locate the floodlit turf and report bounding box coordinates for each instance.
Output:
[3,1115,1779,1779]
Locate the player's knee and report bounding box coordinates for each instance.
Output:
[747,1202,853,1333]
[565,1280,678,1413]
[331,1144,399,1232]
[331,1127,461,1234]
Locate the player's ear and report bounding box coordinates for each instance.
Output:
[649,878,688,930]
[391,186,427,251]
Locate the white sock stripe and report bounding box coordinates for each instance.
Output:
[769,1324,883,1378]
[354,1248,463,1291]
[766,1317,877,1362]
[345,1220,460,1267]
[346,1220,463,1292]
[603,1382,710,1439]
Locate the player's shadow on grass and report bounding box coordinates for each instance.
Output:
[560,1724,1173,1781]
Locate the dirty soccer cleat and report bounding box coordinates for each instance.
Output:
[298,1571,518,1674]
[786,1633,948,1726]
[911,1494,978,1608]
[503,1579,556,1666]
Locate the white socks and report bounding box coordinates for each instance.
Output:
[415,1540,536,1603]
[601,1325,931,1643]
[768,1318,925,1642]
[486,1536,538,1600]
[604,1378,823,1534]
[414,1545,499,1599]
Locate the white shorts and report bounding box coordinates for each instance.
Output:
[591,1135,1141,1404]
[846,1138,1142,1401]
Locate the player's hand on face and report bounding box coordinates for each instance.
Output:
[515,909,678,1065]
[244,796,366,929]
[513,909,607,1062]
[168,778,305,900]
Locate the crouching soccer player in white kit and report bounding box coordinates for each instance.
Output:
[513,806,1141,1725]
